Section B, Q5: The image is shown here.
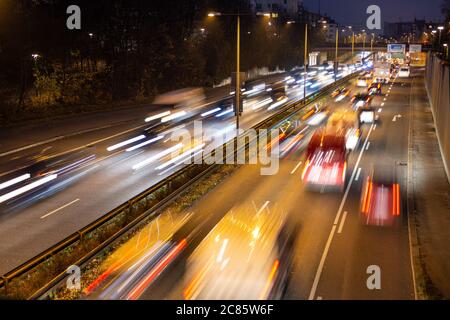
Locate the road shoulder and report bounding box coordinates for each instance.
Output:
[408,72,450,299]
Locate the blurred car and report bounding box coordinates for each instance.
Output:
[152,88,205,109]
[302,131,348,192]
[356,77,368,87]
[37,149,96,177]
[360,166,401,227]
[331,87,351,102]
[359,107,378,124]
[398,66,410,78]
[351,93,373,109]
[368,82,382,96]
[183,205,296,300]
[268,81,287,101]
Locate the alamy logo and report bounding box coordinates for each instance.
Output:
[66,265,81,290]
[366,5,381,30]
[366,265,381,290]
[66,5,81,30]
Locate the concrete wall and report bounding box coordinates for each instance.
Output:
[425,53,450,182]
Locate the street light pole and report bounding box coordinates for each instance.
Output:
[304,23,308,102]
[352,32,355,65]
[335,28,339,82]
[371,33,374,54]
[209,11,273,133]
[438,26,444,49]
[363,32,366,53]
[236,15,240,133]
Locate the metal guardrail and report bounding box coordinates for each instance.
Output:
[0,71,360,299]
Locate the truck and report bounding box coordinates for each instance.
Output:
[302,108,361,191]
[325,108,361,150]
[372,60,391,84]
[152,87,205,109]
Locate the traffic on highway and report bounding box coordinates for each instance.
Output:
[54,56,416,301]
[1,1,449,311]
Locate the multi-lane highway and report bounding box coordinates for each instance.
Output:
[81,67,420,300]
[0,63,358,274]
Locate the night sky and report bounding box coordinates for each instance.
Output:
[303,0,444,27]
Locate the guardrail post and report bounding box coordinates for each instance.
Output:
[2,276,7,295]
[126,200,134,223]
[77,231,84,243]
[166,179,172,195]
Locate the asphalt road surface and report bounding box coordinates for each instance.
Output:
[0,66,348,274]
[130,70,418,300]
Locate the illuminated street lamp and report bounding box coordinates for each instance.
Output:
[208,11,272,132]
[438,26,444,47]
[351,31,355,64]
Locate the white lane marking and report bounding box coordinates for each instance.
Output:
[308,225,337,300]
[256,201,270,215]
[317,296,323,300]
[378,108,383,112]
[381,103,385,107]
[0,125,150,179]
[309,124,375,300]
[386,94,389,97]
[40,198,80,219]
[355,167,362,181]
[337,211,348,234]
[0,120,149,159]
[111,150,144,167]
[383,98,387,101]
[366,142,371,150]
[407,75,418,299]
[0,96,224,160]
[0,137,62,158]
[290,160,303,174]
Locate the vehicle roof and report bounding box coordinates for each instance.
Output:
[186,204,287,298]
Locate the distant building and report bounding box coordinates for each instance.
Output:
[296,4,338,43]
[383,19,442,42]
[250,0,302,18]
[298,3,322,27]
[319,16,338,43]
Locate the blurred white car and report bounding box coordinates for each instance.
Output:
[356,77,368,87]
[359,107,378,124]
[398,67,410,78]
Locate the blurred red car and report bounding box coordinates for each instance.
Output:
[360,168,401,227]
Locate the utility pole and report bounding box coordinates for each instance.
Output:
[304,23,308,102]
[352,32,355,65]
[335,28,339,82]
[235,15,241,133]
[363,32,366,58]
[371,33,374,54]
